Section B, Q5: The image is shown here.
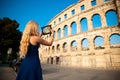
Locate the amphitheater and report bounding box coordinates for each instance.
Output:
[39,0,120,69]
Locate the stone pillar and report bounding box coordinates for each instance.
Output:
[77,40,82,52]
[100,11,107,28]
[48,47,50,55]
[61,28,64,38]
[89,36,94,51]
[54,45,57,54]
[54,31,56,40]
[53,57,56,64]
[76,19,81,33]
[104,33,110,49]
[60,44,63,53]
[56,29,58,40]
[50,46,52,54]
[68,23,72,35]
[67,43,71,53]
[116,0,120,24]
[88,16,93,31]
[45,47,48,54]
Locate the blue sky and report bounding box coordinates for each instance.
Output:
[0,0,78,32]
[0,0,120,46]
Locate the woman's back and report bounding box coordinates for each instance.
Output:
[26,43,39,57]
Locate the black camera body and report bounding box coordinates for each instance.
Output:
[41,25,52,35]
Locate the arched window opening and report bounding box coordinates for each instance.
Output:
[57,44,60,53]
[52,46,55,54]
[82,38,89,51]
[51,57,53,64]
[56,56,60,64]
[71,22,77,35]
[54,21,56,25]
[110,33,120,48]
[92,14,102,28]
[48,47,50,54]
[59,18,61,22]
[64,25,68,37]
[58,28,61,39]
[47,58,49,64]
[46,48,47,53]
[63,42,67,52]
[81,5,85,11]
[71,40,77,51]
[91,0,96,6]
[106,10,118,26]
[94,36,104,49]
[80,18,88,32]
[104,0,110,2]
[72,9,75,15]
[64,14,67,19]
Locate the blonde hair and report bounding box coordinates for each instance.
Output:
[19,20,39,58]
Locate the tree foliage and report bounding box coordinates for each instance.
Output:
[0,17,22,60]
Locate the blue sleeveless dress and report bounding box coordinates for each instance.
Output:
[16,43,43,80]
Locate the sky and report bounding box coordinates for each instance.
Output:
[0,0,78,32]
[0,0,120,46]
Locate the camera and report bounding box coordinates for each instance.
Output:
[41,25,52,35]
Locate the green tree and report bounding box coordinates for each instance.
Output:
[0,17,22,61]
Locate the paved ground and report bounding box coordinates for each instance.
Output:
[0,64,16,80]
[0,63,120,80]
[42,64,120,80]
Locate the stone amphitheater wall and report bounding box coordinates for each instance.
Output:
[39,0,120,69]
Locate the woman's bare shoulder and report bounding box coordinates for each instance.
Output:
[30,36,41,45]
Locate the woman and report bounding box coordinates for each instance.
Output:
[16,20,54,80]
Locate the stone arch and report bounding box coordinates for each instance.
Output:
[92,13,102,28]
[63,25,68,37]
[50,57,53,64]
[81,38,89,51]
[52,46,55,54]
[71,40,77,51]
[47,57,49,64]
[80,18,88,32]
[56,44,60,53]
[54,31,56,40]
[105,9,119,26]
[63,42,67,52]
[45,48,47,53]
[94,36,104,49]
[71,21,77,35]
[56,56,60,64]
[110,33,120,48]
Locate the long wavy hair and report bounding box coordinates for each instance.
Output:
[19,20,39,58]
